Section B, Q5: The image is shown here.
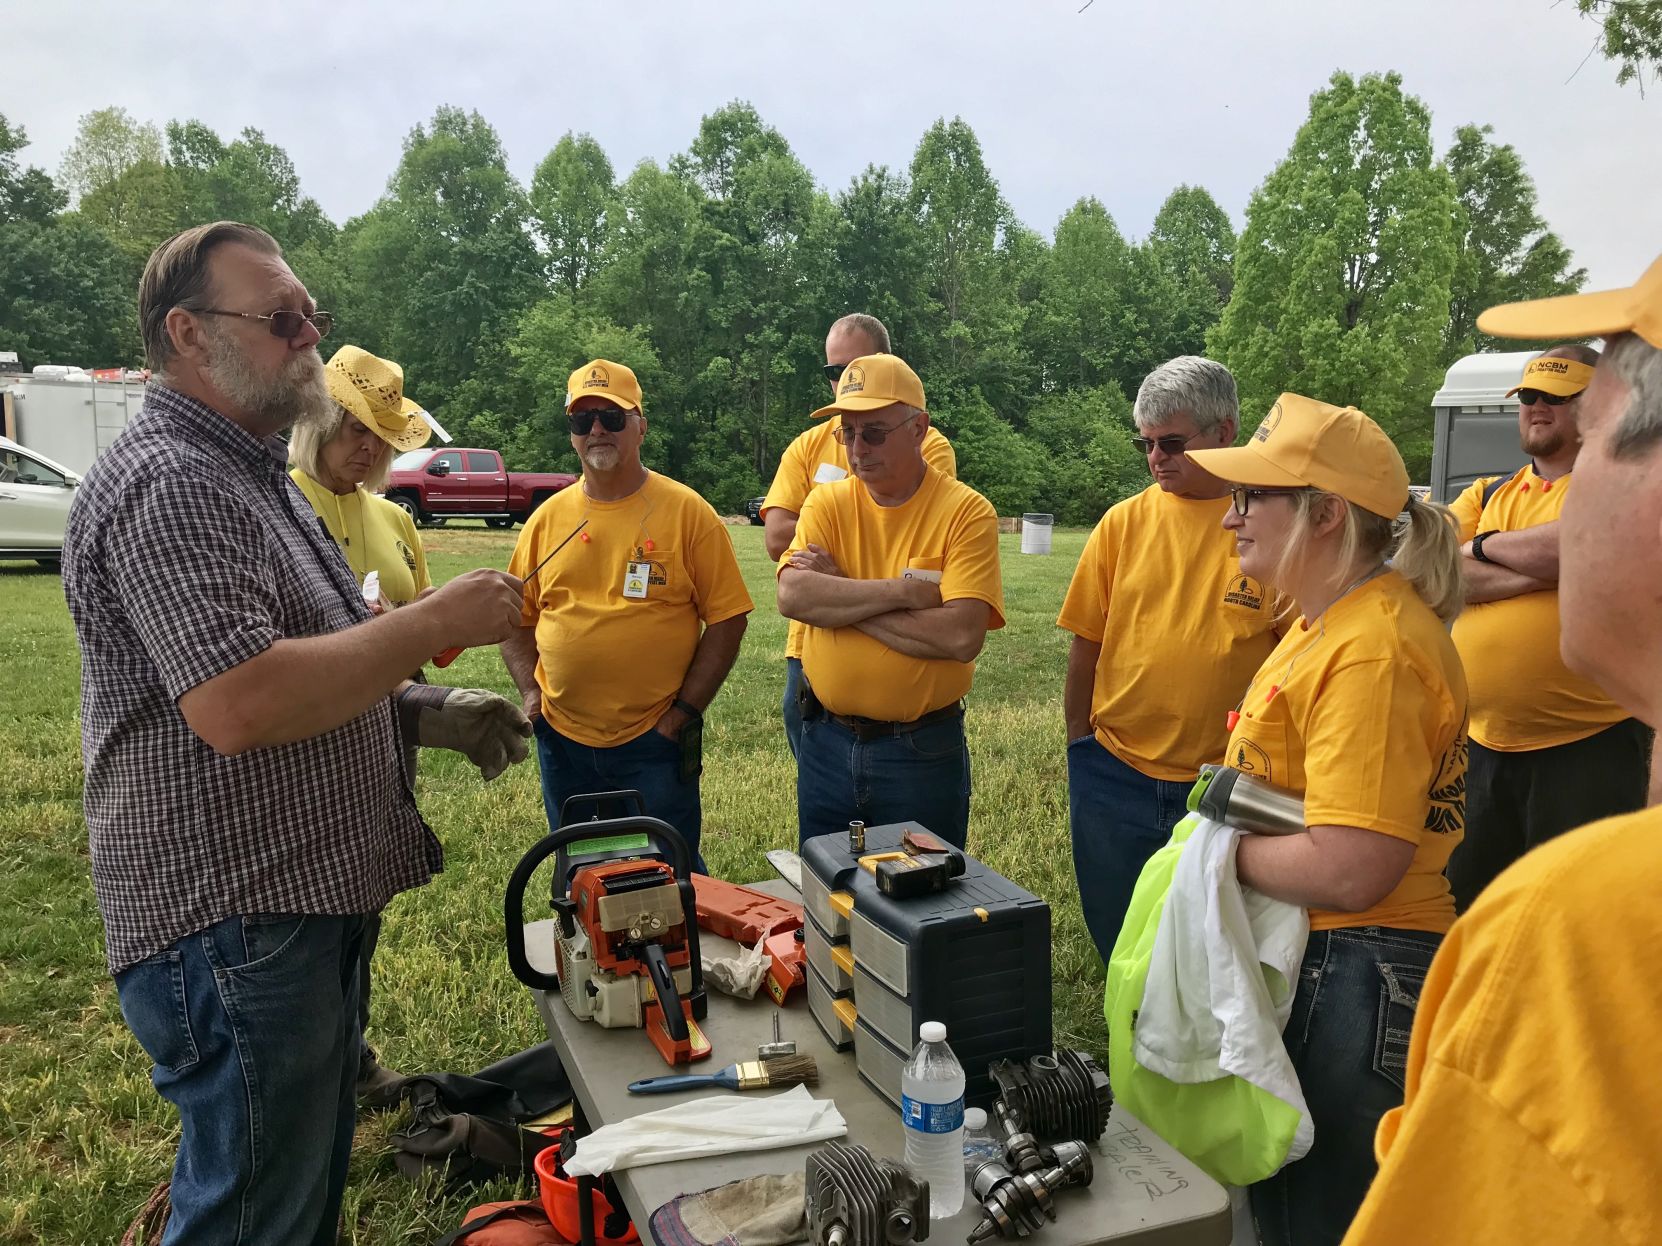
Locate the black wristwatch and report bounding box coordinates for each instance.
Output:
[1471,531,1497,564]
[673,698,703,721]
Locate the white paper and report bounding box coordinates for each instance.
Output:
[812,462,847,484]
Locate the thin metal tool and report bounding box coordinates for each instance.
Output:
[758,1010,797,1060]
[433,518,588,668]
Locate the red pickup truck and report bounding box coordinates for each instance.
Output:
[385,448,577,528]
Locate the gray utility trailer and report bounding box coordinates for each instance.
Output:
[0,374,148,476]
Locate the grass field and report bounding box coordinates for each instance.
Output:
[0,522,1100,1245]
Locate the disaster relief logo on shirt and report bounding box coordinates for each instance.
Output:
[1223,575,1265,610]
[632,545,667,586]
[397,540,417,573]
[1424,734,1468,836]
[1232,739,1273,781]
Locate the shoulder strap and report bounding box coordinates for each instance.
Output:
[1480,474,1508,511]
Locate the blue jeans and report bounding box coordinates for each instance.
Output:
[796,710,971,848]
[533,717,706,871]
[1067,736,1192,961]
[782,657,804,760]
[1250,926,1442,1246]
[114,913,368,1246]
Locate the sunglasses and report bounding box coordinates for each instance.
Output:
[1132,432,1204,456]
[567,408,634,436]
[1230,486,1307,517]
[196,307,334,340]
[823,362,847,387]
[1516,388,1574,407]
[832,412,917,447]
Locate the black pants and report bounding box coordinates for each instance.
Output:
[1448,717,1651,911]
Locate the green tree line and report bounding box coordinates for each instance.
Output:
[0,71,1584,519]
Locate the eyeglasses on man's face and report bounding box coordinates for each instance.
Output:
[1132,431,1204,456]
[832,412,917,447]
[567,408,634,436]
[194,307,334,340]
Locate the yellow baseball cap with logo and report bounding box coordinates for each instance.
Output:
[1506,354,1595,398]
[1478,252,1662,350]
[1186,393,1410,520]
[810,353,927,420]
[565,359,644,413]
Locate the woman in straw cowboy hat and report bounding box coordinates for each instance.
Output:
[1182,395,1467,1246]
[290,345,533,1106]
[289,344,435,611]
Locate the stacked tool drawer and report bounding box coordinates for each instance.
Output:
[800,822,1053,1109]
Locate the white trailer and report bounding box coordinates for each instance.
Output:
[1427,350,1538,503]
[0,375,148,476]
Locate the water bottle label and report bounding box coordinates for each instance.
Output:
[901,1094,964,1134]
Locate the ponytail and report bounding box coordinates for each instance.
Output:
[1390,498,1464,624]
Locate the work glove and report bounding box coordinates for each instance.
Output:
[397,684,532,781]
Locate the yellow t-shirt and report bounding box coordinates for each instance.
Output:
[762,419,956,660]
[1343,809,1662,1246]
[1450,467,1625,751]
[1221,572,1466,933]
[1056,486,1280,781]
[290,470,431,606]
[510,472,754,747]
[781,467,1004,722]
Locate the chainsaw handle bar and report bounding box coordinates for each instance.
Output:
[504,815,695,991]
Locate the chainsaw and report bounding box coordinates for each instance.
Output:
[506,816,711,1067]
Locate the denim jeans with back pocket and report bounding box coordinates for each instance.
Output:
[1250,925,1442,1246]
[115,913,368,1246]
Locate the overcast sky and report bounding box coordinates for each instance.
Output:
[9,0,1658,290]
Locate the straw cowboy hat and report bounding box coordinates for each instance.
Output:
[324,344,434,452]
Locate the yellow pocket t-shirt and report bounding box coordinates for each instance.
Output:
[1222,572,1467,934]
[510,473,754,747]
[783,468,1004,723]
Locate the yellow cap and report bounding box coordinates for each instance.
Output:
[1186,393,1410,520]
[1478,252,1662,351]
[324,345,433,452]
[810,353,926,420]
[1505,355,1595,398]
[566,359,644,413]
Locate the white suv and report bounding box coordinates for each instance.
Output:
[0,436,80,568]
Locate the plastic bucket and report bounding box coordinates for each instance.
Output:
[1020,513,1054,555]
[533,1129,640,1245]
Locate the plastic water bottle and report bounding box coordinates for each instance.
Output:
[961,1106,1002,1178]
[901,1020,966,1218]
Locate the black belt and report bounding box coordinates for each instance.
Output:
[825,702,964,743]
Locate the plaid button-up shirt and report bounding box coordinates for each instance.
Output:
[63,384,442,973]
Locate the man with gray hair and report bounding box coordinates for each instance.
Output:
[61,222,524,1243]
[1056,356,1281,958]
[1342,256,1662,1246]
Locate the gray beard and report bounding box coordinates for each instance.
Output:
[204,324,331,433]
[581,444,621,473]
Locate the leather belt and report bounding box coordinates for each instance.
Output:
[824,702,965,743]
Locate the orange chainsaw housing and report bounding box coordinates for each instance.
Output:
[568,859,710,1065]
[691,874,806,1005]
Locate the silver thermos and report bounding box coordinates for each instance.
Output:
[1188,764,1306,836]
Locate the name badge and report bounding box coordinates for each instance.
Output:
[624,561,651,599]
[813,462,848,484]
[902,566,942,584]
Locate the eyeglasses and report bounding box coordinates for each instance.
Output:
[1230,486,1307,516]
[567,408,634,436]
[831,412,917,447]
[195,307,333,340]
[1132,431,1204,456]
[823,362,847,387]
[1516,388,1574,407]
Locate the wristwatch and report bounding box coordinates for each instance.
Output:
[1471,531,1497,564]
[673,698,703,721]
